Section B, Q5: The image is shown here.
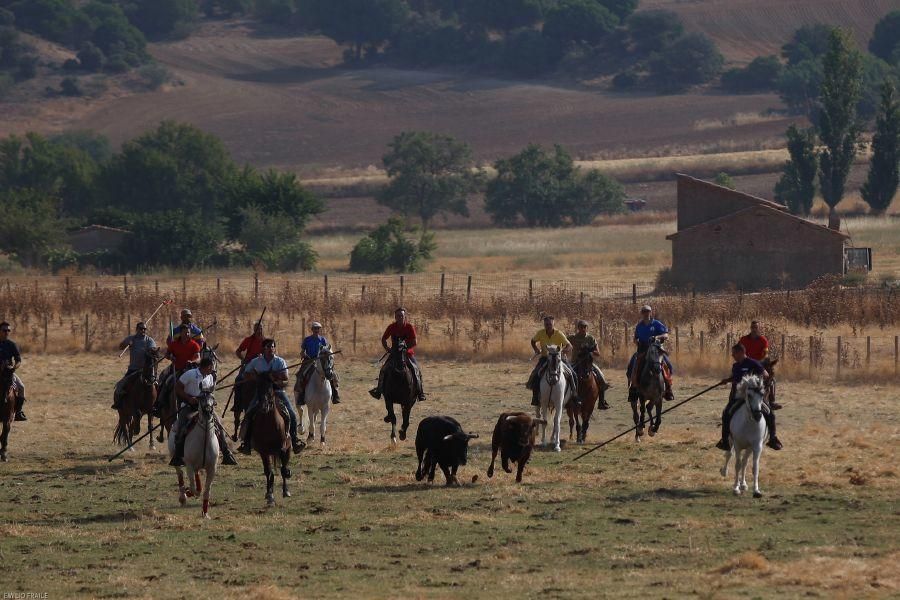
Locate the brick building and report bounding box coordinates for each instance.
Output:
[67,225,131,254]
[666,174,851,290]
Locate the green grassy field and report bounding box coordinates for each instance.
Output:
[0,355,897,599]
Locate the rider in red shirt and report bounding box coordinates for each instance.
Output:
[167,328,202,372]
[738,320,781,410]
[369,308,425,402]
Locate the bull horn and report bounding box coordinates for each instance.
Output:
[467,433,479,439]
[442,434,454,441]
[505,415,517,422]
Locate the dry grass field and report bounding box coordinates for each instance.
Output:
[0,354,897,599]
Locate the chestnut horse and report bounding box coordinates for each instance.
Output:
[0,361,17,461]
[114,348,159,450]
[243,375,292,507]
[567,353,603,444]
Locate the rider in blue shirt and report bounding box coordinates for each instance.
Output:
[627,305,674,401]
[295,322,340,406]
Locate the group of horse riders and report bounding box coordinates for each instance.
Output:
[525,306,784,451]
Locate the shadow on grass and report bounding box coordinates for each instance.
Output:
[351,482,446,494]
[609,487,720,502]
[18,461,133,479]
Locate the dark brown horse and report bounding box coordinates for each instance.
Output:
[383,340,417,444]
[230,371,252,442]
[0,360,17,461]
[762,358,780,409]
[567,354,603,444]
[114,348,159,450]
[245,375,292,507]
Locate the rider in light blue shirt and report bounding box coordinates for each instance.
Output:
[296,322,340,405]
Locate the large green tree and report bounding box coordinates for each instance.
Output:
[861,82,900,214]
[0,189,67,266]
[817,29,863,220]
[543,0,618,47]
[378,131,481,230]
[349,217,435,273]
[647,33,723,92]
[625,10,683,55]
[774,125,818,216]
[869,10,900,64]
[461,0,543,33]
[305,0,408,60]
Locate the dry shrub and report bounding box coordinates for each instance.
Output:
[715,551,771,574]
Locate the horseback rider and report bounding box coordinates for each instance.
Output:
[296,322,340,406]
[233,321,265,402]
[0,322,26,421]
[627,305,675,402]
[168,308,205,344]
[526,315,577,407]
[152,326,201,417]
[168,357,239,467]
[112,322,158,410]
[568,319,611,410]
[369,308,426,402]
[739,320,781,410]
[238,338,304,455]
[717,343,783,451]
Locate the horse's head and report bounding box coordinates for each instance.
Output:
[318,345,336,380]
[546,346,562,385]
[198,388,216,420]
[201,343,220,377]
[390,340,409,372]
[141,348,160,384]
[739,374,765,422]
[255,372,275,405]
[644,337,664,374]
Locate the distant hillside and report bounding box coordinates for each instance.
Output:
[1,0,897,177]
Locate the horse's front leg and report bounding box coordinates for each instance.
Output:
[202,465,215,518]
[147,414,156,450]
[552,397,562,452]
[720,446,732,478]
[263,455,275,507]
[306,407,316,443]
[176,466,187,505]
[399,403,412,442]
[567,405,575,442]
[751,447,763,498]
[280,451,291,498]
[320,405,328,446]
[232,408,242,442]
[384,398,397,444]
[733,449,745,495]
[540,401,549,447]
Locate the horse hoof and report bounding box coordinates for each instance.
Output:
[231,434,238,442]
[554,446,561,453]
[648,429,656,437]
[383,416,392,424]
[399,430,407,442]
[185,490,195,498]
[390,436,397,446]
[720,468,728,477]
[283,490,291,498]
[753,491,763,499]
[0,452,7,462]
[733,488,742,496]
[179,495,187,506]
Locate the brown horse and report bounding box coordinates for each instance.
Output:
[0,360,17,461]
[383,340,417,445]
[230,372,252,442]
[114,348,159,450]
[567,355,603,444]
[762,358,780,409]
[244,375,292,507]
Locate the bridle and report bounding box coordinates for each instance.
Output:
[545,348,561,386]
[741,379,765,422]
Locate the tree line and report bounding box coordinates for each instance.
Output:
[774,28,899,218]
[0,124,626,274]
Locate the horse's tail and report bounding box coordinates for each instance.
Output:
[113,415,130,447]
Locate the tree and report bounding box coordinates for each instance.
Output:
[101,121,236,217]
[543,0,618,47]
[123,210,221,269]
[485,144,623,227]
[647,33,723,92]
[306,0,408,61]
[0,189,67,267]
[598,0,637,21]
[818,29,863,219]
[861,82,900,214]
[223,166,324,239]
[776,58,824,116]
[461,0,543,33]
[378,131,481,231]
[775,125,818,216]
[626,10,683,55]
[713,172,735,189]
[721,55,783,93]
[781,24,834,65]
[869,10,900,64]
[349,217,435,273]
[125,0,198,39]
[501,28,563,77]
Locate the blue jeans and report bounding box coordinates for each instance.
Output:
[248,389,298,440]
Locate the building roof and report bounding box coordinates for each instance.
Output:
[69,225,132,235]
[676,172,788,210]
[665,203,850,241]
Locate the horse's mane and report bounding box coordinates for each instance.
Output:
[738,374,764,397]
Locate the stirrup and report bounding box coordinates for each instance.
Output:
[238,442,252,455]
[14,411,26,422]
[221,451,238,466]
[368,388,381,399]
[715,439,730,451]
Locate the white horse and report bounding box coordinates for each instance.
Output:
[720,375,767,498]
[536,346,568,452]
[168,391,219,518]
[298,347,335,448]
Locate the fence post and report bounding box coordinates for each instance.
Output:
[43,314,48,353]
[809,336,814,378]
[836,336,842,378]
[361,285,366,302]
[127,314,131,335]
[451,316,457,345]
[700,331,705,354]
[625,324,630,350]
[440,273,445,298]
[726,333,732,358]
[500,313,506,351]
[217,278,221,293]
[866,336,871,367]
[632,283,637,306]
[65,276,70,295]
[352,319,357,354]
[579,292,584,310]
[253,272,259,300]
[466,275,472,303]
[400,275,404,307]
[895,336,899,375]
[323,274,328,302]
[182,278,187,303]
[674,326,679,356]
[155,280,159,294]
[780,334,785,361]
[84,314,89,351]
[528,279,533,302]
[123,275,128,297]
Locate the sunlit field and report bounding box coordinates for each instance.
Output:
[0,354,897,599]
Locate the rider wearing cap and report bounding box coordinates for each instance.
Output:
[369,308,426,402]
[169,309,204,344]
[152,326,201,417]
[527,315,577,407]
[716,343,782,451]
[238,338,305,455]
[169,357,238,467]
[112,322,158,410]
[568,319,611,410]
[627,305,674,402]
[0,322,27,421]
[295,321,340,406]
[739,320,781,410]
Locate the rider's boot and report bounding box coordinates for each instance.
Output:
[291,436,306,454]
[214,425,238,465]
[715,408,730,450]
[14,396,26,421]
[169,433,186,466]
[531,386,540,407]
[369,368,385,399]
[238,410,255,455]
[764,413,782,450]
[663,380,675,401]
[150,394,164,417]
[331,383,341,404]
[627,386,639,404]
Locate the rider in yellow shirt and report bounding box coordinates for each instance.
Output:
[526,316,577,407]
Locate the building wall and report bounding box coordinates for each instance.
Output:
[68,229,129,254]
[676,175,781,231]
[670,209,845,290]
